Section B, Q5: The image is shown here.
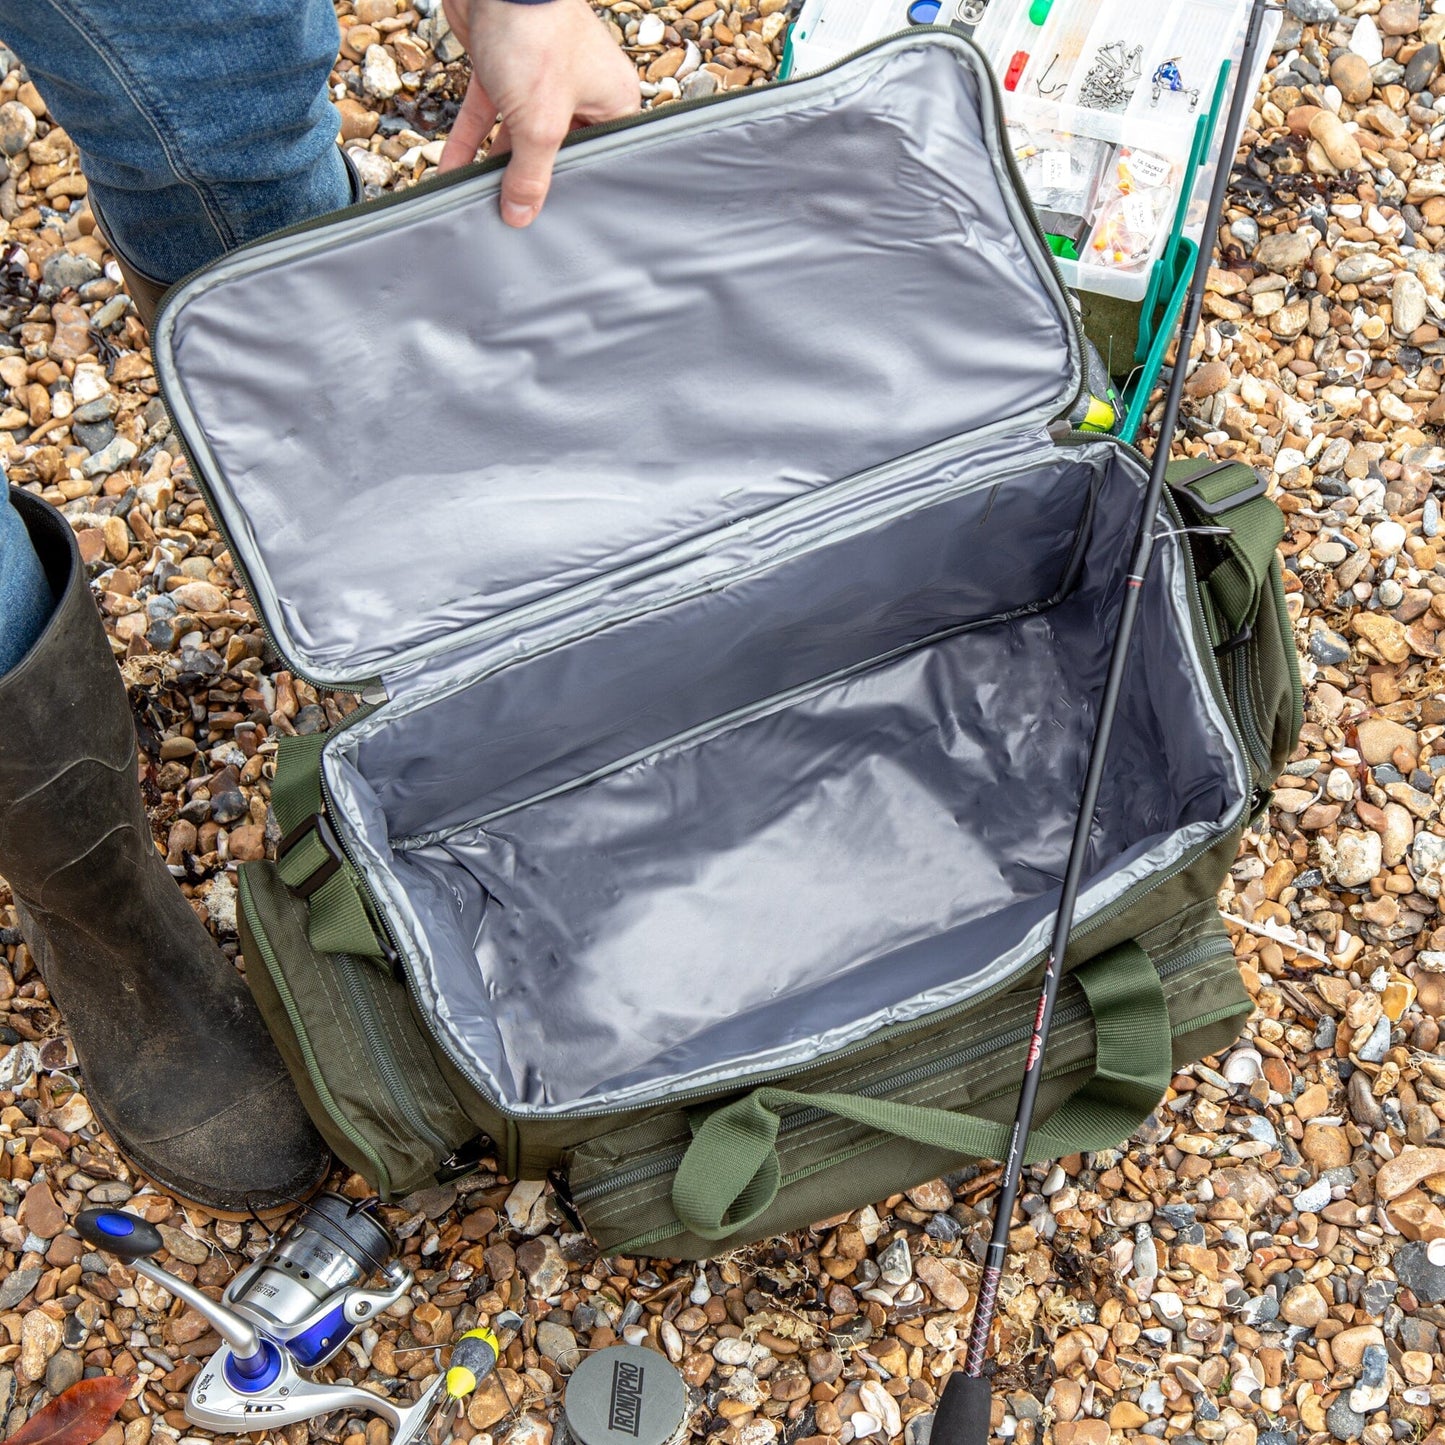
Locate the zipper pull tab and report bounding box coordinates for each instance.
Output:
[436,1134,489,1183]
[548,1168,585,1232]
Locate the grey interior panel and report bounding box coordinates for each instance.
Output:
[156,38,1076,683]
[358,443,1085,839]
[331,452,1240,1109]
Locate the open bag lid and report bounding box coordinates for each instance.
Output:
[154,32,1081,686]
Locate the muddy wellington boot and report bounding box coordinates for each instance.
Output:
[0,490,330,1215]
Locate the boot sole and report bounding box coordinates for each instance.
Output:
[87,1100,333,1225]
[128,1159,331,1224]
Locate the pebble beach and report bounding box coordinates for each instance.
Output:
[4,2,1445,1444]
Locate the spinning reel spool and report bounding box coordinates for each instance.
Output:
[77,1194,511,1444]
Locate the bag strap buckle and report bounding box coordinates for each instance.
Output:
[1172,462,1269,518]
[278,812,345,901]
[1215,620,1253,656]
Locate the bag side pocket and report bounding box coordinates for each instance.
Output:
[567,921,1247,1257]
[239,859,484,1197]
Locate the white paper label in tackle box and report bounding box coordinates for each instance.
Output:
[1125,150,1172,189]
[1040,149,1073,190]
[1121,189,1161,238]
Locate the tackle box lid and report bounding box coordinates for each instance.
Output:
[153,31,1082,687]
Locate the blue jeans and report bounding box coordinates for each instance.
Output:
[0,0,352,674]
[1,0,350,285]
[0,492,51,674]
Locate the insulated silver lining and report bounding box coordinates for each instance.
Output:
[359,440,1078,839]
[152,31,1240,1119]
[328,450,1243,1111]
[155,37,1077,684]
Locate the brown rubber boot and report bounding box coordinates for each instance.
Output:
[0,489,331,1215]
[109,252,167,332]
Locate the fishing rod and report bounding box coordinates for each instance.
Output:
[939,2,1273,1438]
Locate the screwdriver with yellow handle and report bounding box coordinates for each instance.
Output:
[430,1315,522,1442]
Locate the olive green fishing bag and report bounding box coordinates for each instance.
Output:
[151,31,1301,1259]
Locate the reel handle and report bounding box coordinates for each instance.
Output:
[76,1208,265,1363]
[76,1208,165,1263]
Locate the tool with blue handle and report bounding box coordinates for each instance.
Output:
[77,1194,447,1443]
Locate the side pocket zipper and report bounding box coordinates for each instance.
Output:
[570,939,1235,1212]
[335,953,453,1160]
[1228,643,1273,780]
[239,882,393,1194]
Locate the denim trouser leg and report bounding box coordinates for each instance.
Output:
[0,0,353,669]
[0,486,53,675]
[0,0,352,284]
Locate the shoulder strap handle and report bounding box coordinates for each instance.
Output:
[271,732,390,960]
[1166,456,1284,639]
[670,938,1172,1243]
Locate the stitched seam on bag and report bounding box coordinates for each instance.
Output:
[373,980,444,1113]
[736,1014,1101,1181]
[795,983,1092,1101]
[775,1060,1096,1200]
[579,948,1233,1212]
[1141,901,1228,961]
[789,1028,1093,1159]
[581,949,1230,1209]
[375,974,470,1129]
[317,977,398,1142]
[373,973,435,1080]
[599,975,1229,1235]
[576,1007,1103,1209]
[769,1042,1141,1205]
[1166,916,1222,956]
[584,988,1096,1180]
[768,953,1226,1164]
[581,1047,1102,1228]
[313,964,409,1151]
[1239,617,1266,758]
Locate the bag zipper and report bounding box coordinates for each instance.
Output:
[1272,563,1305,750]
[334,953,453,1157]
[570,938,1237,1207]
[1229,646,1273,777]
[238,878,393,1193]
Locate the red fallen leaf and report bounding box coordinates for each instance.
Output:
[3,1375,134,1445]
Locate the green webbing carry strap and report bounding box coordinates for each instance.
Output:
[1166,456,1285,641]
[670,939,1172,1242]
[271,732,389,960]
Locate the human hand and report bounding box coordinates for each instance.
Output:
[439,0,641,227]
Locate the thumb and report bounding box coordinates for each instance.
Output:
[498,115,567,227]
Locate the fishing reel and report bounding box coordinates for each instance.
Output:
[78,1194,447,1444]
